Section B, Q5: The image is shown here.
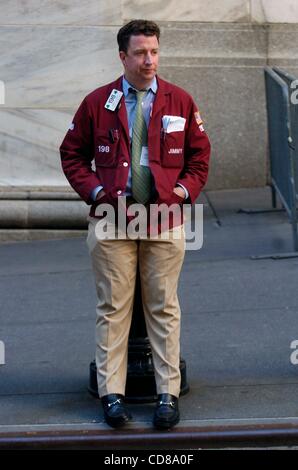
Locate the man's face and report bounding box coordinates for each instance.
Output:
[119,34,159,86]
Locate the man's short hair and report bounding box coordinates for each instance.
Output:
[117,19,160,53]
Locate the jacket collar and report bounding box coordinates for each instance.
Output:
[153,75,170,115]
[105,75,170,141]
[110,74,169,102]
[149,75,170,135]
[122,75,158,96]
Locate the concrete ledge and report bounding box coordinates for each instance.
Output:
[0,188,89,230]
[1,419,298,449]
[0,200,89,229]
[0,186,79,198]
[0,229,87,243]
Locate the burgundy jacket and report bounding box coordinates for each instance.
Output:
[60,75,211,230]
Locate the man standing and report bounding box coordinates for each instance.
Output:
[60,19,211,430]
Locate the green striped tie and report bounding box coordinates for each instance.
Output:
[131,91,151,204]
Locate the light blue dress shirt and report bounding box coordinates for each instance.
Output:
[91,75,188,200]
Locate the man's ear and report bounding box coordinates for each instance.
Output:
[119,51,126,66]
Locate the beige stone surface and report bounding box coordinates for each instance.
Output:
[0,26,122,107]
[267,24,298,70]
[0,108,73,186]
[123,0,250,22]
[1,1,298,192]
[159,65,267,190]
[251,0,298,24]
[1,0,122,25]
[159,22,267,62]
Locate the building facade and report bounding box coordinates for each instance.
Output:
[0,0,298,193]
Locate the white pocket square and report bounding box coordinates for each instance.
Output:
[162,115,186,133]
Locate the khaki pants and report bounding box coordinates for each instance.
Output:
[86,216,186,398]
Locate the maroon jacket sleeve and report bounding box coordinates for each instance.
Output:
[177,98,211,203]
[59,97,101,204]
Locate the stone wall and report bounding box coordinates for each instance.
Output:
[0,0,298,191]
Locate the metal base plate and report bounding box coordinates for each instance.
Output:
[88,359,189,403]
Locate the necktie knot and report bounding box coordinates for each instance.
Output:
[136,90,146,103]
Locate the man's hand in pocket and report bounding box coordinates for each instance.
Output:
[173,186,186,199]
[96,189,106,201]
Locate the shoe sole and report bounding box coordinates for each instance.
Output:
[105,413,132,429]
[153,413,180,430]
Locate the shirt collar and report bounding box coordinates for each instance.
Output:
[122,75,157,97]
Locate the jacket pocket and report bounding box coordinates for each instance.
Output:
[160,131,185,168]
[156,191,184,206]
[95,129,119,167]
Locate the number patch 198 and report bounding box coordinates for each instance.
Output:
[98,145,110,153]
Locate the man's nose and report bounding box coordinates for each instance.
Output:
[144,53,152,65]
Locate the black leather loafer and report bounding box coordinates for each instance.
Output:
[101,393,132,428]
[153,393,180,430]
